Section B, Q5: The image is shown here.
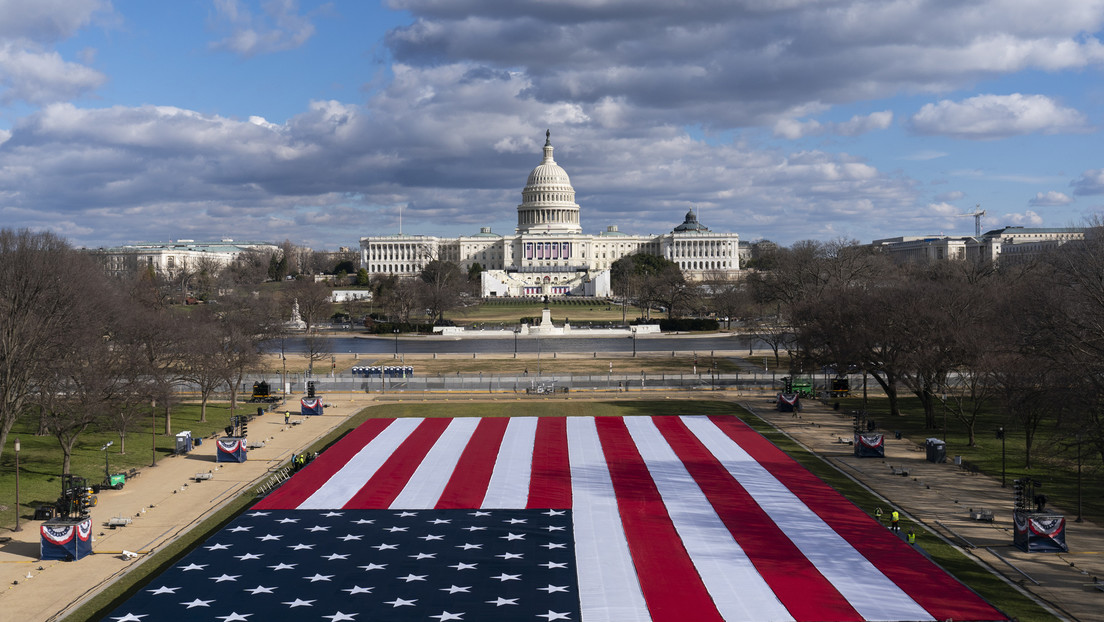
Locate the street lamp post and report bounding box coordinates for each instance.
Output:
[514,329,519,358]
[13,438,21,532]
[998,426,1006,488]
[632,328,637,358]
[393,328,399,358]
[1076,432,1083,522]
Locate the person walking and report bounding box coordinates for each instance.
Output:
[284,411,290,424]
[891,510,900,532]
[907,529,916,545]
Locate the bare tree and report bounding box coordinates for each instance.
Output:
[419,260,465,324]
[0,230,93,463]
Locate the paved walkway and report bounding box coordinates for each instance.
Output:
[747,396,1104,622]
[0,393,378,622]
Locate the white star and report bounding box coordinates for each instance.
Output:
[358,563,387,571]
[322,511,344,517]
[323,553,349,560]
[276,517,299,524]
[543,510,565,516]
[210,574,240,583]
[305,573,334,582]
[395,511,418,517]
[538,584,570,593]
[462,526,486,532]
[353,518,375,525]
[146,586,178,595]
[385,526,408,533]
[282,598,315,608]
[398,573,427,582]
[268,563,296,571]
[322,613,357,622]
[244,585,276,594]
[420,534,444,541]
[256,534,281,541]
[228,526,252,532]
[307,525,330,532]
[491,573,521,581]
[486,597,518,606]
[469,511,491,517]
[178,563,207,571]
[235,553,263,561]
[247,511,270,517]
[205,543,231,551]
[544,525,565,532]
[339,534,363,541]
[537,611,571,621]
[181,598,214,608]
[429,518,451,524]
[110,614,146,621]
[342,585,373,595]
[289,543,315,550]
[504,518,527,524]
[410,552,436,560]
[541,542,566,549]
[384,597,417,607]
[440,585,471,594]
[501,532,525,541]
[216,613,252,622]
[449,562,477,570]
[430,612,464,621]
[497,552,524,560]
[373,543,397,551]
[540,561,568,569]
[457,543,482,550]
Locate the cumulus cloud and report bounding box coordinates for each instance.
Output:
[774,111,892,139]
[208,0,317,57]
[1029,190,1073,206]
[385,1,1104,128]
[909,93,1090,139]
[1004,210,1045,226]
[0,0,111,43]
[935,190,964,202]
[1072,169,1104,195]
[0,43,105,104]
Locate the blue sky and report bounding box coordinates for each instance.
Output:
[1,0,1102,249]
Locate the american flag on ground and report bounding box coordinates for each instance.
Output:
[104,415,1009,622]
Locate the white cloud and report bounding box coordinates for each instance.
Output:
[1004,210,1045,226]
[1029,190,1073,206]
[0,0,111,43]
[1072,169,1104,195]
[774,111,892,139]
[0,42,105,104]
[208,0,317,57]
[935,190,964,202]
[909,93,1090,139]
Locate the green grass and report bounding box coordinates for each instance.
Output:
[0,402,261,530]
[67,399,1051,621]
[833,395,1104,525]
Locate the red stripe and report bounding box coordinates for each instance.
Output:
[526,417,571,508]
[594,417,723,622]
[342,418,452,509]
[435,417,510,509]
[254,418,394,510]
[652,416,863,622]
[709,415,1006,622]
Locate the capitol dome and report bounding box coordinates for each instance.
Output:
[517,130,582,234]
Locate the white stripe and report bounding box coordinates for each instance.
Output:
[299,417,422,509]
[567,417,650,622]
[623,416,795,622]
[390,417,481,509]
[481,417,538,508]
[682,416,935,622]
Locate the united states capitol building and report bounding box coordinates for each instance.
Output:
[359,132,740,297]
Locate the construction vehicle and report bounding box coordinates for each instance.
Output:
[55,474,97,520]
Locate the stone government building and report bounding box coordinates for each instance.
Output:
[359,131,741,298]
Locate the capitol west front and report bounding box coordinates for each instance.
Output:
[359,132,740,297]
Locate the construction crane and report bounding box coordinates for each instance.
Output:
[958,205,986,237]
